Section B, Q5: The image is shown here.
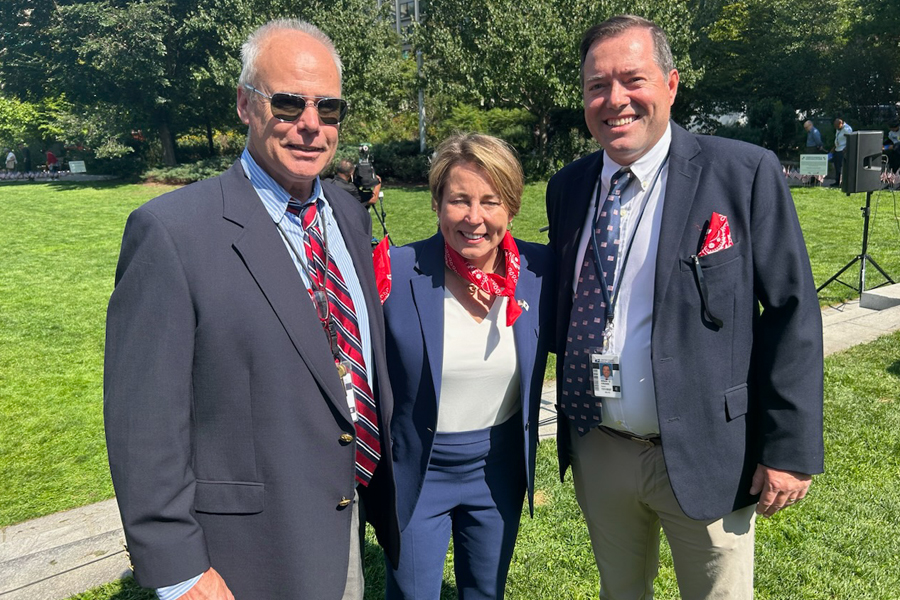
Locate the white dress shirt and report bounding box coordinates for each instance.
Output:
[571,124,672,436]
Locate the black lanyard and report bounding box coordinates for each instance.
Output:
[589,154,669,324]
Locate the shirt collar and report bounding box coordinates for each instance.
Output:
[602,123,672,194]
[240,148,325,223]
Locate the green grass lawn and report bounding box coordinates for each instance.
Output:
[0,178,898,598]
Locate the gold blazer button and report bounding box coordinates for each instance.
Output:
[340,433,354,443]
[338,497,352,508]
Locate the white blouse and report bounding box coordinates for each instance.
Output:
[436,289,521,433]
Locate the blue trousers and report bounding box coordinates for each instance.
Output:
[385,416,526,599]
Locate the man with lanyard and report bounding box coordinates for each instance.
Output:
[104,18,399,600]
[832,116,852,187]
[546,15,823,599]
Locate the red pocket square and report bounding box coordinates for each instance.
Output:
[373,237,392,304]
[698,212,733,257]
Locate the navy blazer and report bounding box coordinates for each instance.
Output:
[383,233,554,531]
[547,123,824,521]
[104,161,399,599]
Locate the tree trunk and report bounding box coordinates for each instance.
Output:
[206,118,215,156]
[158,116,177,167]
[534,112,550,159]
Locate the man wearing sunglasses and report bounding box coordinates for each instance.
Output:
[104,18,399,600]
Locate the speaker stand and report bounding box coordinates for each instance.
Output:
[817,190,895,294]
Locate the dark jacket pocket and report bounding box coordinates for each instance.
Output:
[724,384,748,421]
[194,480,264,514]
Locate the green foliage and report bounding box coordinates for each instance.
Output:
[744,98,800,155]
[143,156,238,185]
[371,141,431,183]
[431,104,536,154]
[174,130,246,163]
[419,0,699,161]
[0,95,40,148]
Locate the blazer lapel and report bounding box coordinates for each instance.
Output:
[654,123,702,318]
[558,152,604,279]
[410,234,446,406]
[224,164,347,416]
[512,249,539,417]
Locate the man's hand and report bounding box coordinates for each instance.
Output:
[181,568,235,600]
[367,177,383,207]
[749,464,811,518]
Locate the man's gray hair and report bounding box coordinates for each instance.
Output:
[239,19,343,89]
[579,15,675,82]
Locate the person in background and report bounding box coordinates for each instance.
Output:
[547,15,823,599]
[382,133,554,599]
[46,150,59,178]
[803,120,825,153]
[104,18,399,600]
[5,148,17,174]
[325,157,381,206]
[885,121,900,172]
[832,117,852,187]
[18,143,32,173]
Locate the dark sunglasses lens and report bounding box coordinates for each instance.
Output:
[269,94,305,121]
[316,99,347,124]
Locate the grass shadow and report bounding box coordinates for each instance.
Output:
[887,360,900,378]
[46,180,141,192]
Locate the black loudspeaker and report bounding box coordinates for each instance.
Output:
[842,131,884,194]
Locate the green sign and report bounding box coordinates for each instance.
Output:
[800,154,828,176]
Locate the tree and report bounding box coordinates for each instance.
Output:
[831,0,900,122]
[417,0,699,159]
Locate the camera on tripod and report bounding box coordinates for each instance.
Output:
[354,144,379,203]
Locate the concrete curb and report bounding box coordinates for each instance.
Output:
[4,285,900,599]
[0,500,129,600]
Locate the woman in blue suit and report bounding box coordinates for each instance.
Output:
[382,133,554,599]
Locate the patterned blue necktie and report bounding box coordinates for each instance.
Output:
[560,168,634,435]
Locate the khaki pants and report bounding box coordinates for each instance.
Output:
[569,424,756,600]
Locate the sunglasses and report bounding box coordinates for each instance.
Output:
[243,85,348,125]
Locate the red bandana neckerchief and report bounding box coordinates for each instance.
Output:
[444,231,522,326]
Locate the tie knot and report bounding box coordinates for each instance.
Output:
[608,168,634,199]
[287,199,318,229]
[611,168,633,187]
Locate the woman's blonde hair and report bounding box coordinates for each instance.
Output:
[429,133,524,217]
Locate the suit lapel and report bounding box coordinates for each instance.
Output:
[559,152,604,279]
[223,164,347,416]
[654,124,702,318]
[410,234,446,407]
[512,248,539,419]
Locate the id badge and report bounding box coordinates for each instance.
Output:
[337,361,358,422]
[591,353,622,398]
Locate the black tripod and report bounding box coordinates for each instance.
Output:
[817,190,895,293]
[371,193,393,245]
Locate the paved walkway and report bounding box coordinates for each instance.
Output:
[3,285,900,600]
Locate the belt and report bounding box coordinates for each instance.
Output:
[600,426,661,447]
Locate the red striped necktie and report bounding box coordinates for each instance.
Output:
[288,199,381,486]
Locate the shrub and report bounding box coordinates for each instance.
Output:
[142,156,235,184]
[370,141,431,183]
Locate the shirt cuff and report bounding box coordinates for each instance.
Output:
[156,573,203,600]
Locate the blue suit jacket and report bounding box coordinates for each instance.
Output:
[104,162,399,598]
[546,123,825,521]
[383,233,554,531]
